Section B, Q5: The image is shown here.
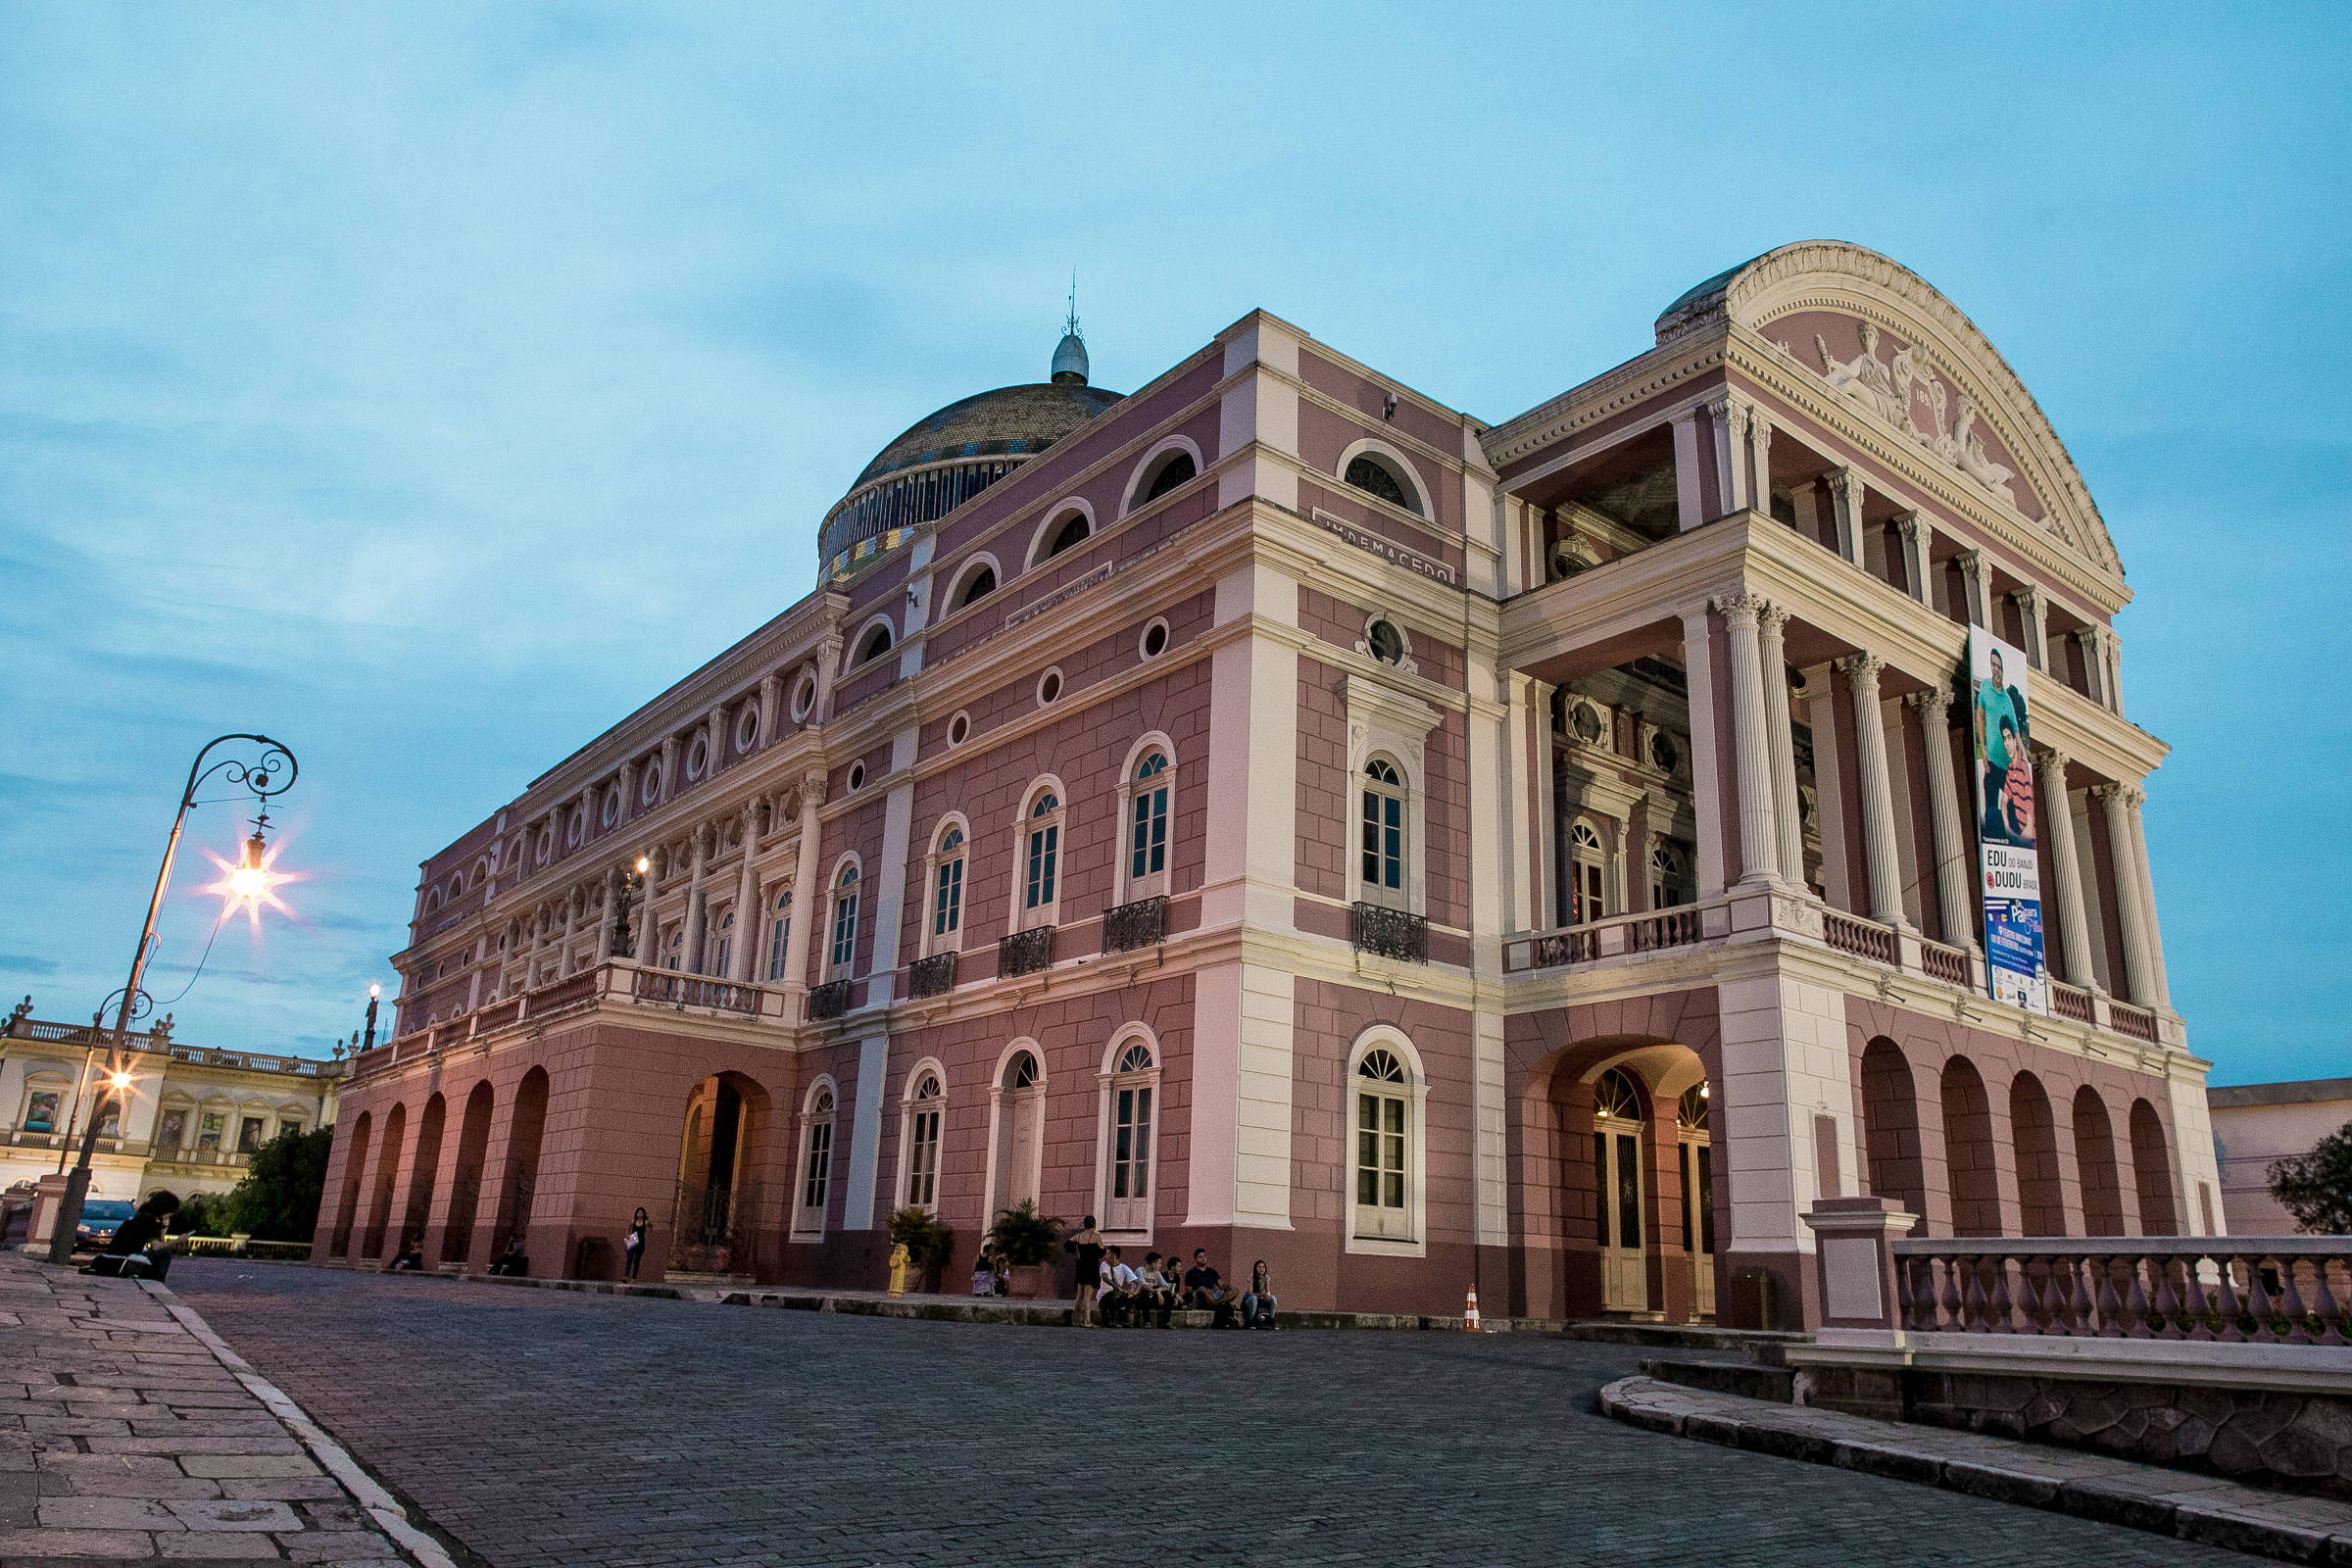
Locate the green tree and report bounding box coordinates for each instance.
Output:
[2268,1120,2352,1235]
[219,1126,335,1242]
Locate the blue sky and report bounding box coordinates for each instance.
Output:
[1,5,2344,1084]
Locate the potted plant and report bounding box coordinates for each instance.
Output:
[985,1200,1063,1298]
[887,1206,955,1294]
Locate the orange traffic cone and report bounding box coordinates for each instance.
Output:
[1463,1286,1482,1332]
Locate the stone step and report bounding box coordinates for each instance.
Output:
[1639,1354,1799,1402]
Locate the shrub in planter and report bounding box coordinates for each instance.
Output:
[986,1200,1063,1298]
[888,1206,955,1293]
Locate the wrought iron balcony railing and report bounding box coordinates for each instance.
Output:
[1000,925,1053,978]
[1349,902,1428,963]
[807,978,854,1021]
[907,951,958,999]
[1102,896,1167,954]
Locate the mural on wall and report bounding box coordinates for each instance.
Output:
[1969,625,2048,1015]
[1783,318,2022,510]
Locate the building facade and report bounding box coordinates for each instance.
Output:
[315,243,2217,1325]
[2209,1078,2352,1235]
[1,1000,343,1204]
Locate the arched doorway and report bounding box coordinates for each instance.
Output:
[329,1111,370,1257]
[444,1083,495,1265]
[400,1094,447,1255]
[1676,1086,1716,1319]
[1592,1068,1648,1313]
[672,1071,768,1275]
[362,1102,407,1259]
[492,1068,548,1264]
[990,1048,1045,1220]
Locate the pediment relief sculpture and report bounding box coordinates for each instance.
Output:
[1791,319,2021,511]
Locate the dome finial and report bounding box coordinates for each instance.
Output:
[1052,270,1089,386]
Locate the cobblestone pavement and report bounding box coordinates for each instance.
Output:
[167,1262,2267,1568]
[0,1251,429,1565]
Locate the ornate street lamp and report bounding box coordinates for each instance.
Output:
[47,734,297,1262]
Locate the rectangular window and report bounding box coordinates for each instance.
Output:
[1024,825,1057,909]
[279,1119,303,1139]
[24,1091,61,1133]
[1130,786,1167,879]
[238,1117,266,1154]
[1696,1144,1715,1254]
[802,1121,833,1214]
[1113,1085,1152,1200]
[1356,1093,1404,1210]
[829,893,858,971]
[198,1112,224,1152]
[906,1109,940,1207]
[767,914,790,981]
[933,858,963,937]
[1615,1131,1642,1248]
[712,936,732,977]
[157,1108,187,1150]
[1361,791,1402,892]
[1593,1132,1609,1248]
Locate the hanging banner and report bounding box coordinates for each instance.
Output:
[1968,626,2048,1014]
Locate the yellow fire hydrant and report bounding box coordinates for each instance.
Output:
[886,1241,909,1298]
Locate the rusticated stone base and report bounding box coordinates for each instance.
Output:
[1806,1366,2352,1500]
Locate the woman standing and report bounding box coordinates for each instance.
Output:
[622,1207,649,1282]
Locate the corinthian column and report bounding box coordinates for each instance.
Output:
[2095,785,2155,1005]
[731,804,761,983]
[557,892,578,977]
[595,867,618,962]
[1907,686,1976,952]
[684,827,711,973]
[1757,604,1804,885]
[1712,594,1782,888]
[781,771,826,998]
[2036,750,2097,988]
[2124,787,2171,1008]
[1839,653,1907,926]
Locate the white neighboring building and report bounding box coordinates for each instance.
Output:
[1,999,344,1204]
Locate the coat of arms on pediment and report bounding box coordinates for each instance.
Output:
[1789,319,2021,510]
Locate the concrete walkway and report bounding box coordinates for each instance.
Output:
[0,1250,454,1564]
[1601,1374,2352,1564]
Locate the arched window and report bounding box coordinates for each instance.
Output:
[1104,1039,1157,1232]
[1570,818,1606,924]
[664,924,683,972]
[1649,842,1686,910]
[855,622,894,666]
[1676,1083,1716,1311]
[1351,1045,1420,1245]
[991,1048,1046,1217]
[793,1085,835,1240]
[1018,788,1062,929]
[711,911,734,979]
[1141,450,1196,504]
[765,890,792,982]
[1360,759,1406,907]
[1126,751,1171,899]
[958,564,997,608]
[1046,511,1090,559]
[827,863,860,979]
[1345,453,1420,515]
[928,824,966,954]
[1592,1067,1647,1312]
[902,1071,943,1211]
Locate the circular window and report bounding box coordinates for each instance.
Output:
[847,760,866,793]
[735,706,760,753]
[1649,731,1681,773]
[685,735,709,781]
[640,764,662,805]
[1366,619,1406,665]
[1037,668,1063,707]
[1140,618,1169,660]
[602,786,621,827]
[947,711,970,748]
[1571,703,1603,745]
[790,674,816,722]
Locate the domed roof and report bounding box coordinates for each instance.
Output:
[849,379,1122,490]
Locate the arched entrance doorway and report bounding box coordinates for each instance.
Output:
[672,1072,769,1276]
[1676,1086,1716,1319]
[1592,1068,1648,1313]
[990,1047,1045,1219]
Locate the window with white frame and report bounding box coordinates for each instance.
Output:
[827,864,860,979]
[902,1071,943,1211]
[927,823,966,953]
[1124,749,1171,900]
[795,1085,835,1238]
[1354,1048,1410,1239]
[1649,842,1688,910]
[711,910,734,978]
[664,925,683,971]
[1345,452,1421,515]
[1103,1039,1156,1233]
[1360,758,1407,908]
[1016,787,1062,930]
[1570,818,1607,924]
[766,890,792,981]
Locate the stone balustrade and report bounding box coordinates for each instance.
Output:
[1893,1237,2352,1347]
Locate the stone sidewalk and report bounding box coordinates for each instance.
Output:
[0,1250,454,1565]
[1602,1374,2352,1564]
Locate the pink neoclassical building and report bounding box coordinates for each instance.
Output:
[314,243,2218,1327]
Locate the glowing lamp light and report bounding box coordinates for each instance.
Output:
[107,1070,133,1093]
[635,856,650,874]
[228,828,270,900]
[369,982,380,1000]
[204,815,297,928]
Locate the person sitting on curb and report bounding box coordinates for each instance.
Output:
[487,1240,529,1277]
[83,1190,178,1279]
[1242,1259,1279,1330]
[1183,1248,1238,1328]
[1103,1247,1142,1327]
[387,1234,425,1272]
[1137,1252,1177,1329]
[1064,1217,1104,1329]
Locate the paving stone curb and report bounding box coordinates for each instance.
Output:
[1600,1374,2352,1565]
[140,1278,465,1568]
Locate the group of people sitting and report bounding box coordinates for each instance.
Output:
[1063,1217,1278,1330]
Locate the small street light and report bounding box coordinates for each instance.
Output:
[47,733,298,1263]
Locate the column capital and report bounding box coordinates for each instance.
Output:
[2010,583,2044,612]
[801,769,829,808]
[2034,745,2073,776]
[2090,781,2132,807]
[1892,510,1924,542]
[1828,465,1865,501]
[1835,650,1887,684]
[1709,591,1768,624]
[1904,684,1953,717]
[1756,601,1791,636]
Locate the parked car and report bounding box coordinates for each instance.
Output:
[74,1200,137,1249]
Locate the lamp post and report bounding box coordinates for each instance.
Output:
[48,734,297,1263]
